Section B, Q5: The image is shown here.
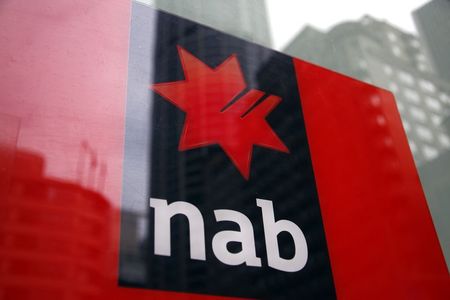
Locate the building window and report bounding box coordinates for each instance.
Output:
[376,115,386,126]
[419,79,436,93]
[439,93,450,104]
[358,60,368,69]
[416,54,426,62]
[439,134,450,147]
[422,145,438,160]
[383,64,393,75]
[431,114,442,126]
[370,95,381,107]
[397,70,414,85]
[403,88,420,104]
[410,39,420,48]
[387,31,398,42]
[392,46,402,57]
[418,63,427,72]
[384,137,394,147]
[389,82,399,93]
[425,97,442,111]
[416,125,434,142]
[409,106,427,122]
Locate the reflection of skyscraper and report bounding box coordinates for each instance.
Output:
[284,16,450,166]
[119,210,147,285]
[0,150,114,299]
[152,0,272,47]
[413,0,450,82]
[418,149,450,268]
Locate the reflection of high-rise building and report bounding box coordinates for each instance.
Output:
[418,149,450,267]
[284,16,450,166]
[151,0,272,47]
[119,210,147,285]
[0,150,114,299]
[413,0,450,82]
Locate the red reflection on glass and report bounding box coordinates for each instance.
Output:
[0,149,115,299]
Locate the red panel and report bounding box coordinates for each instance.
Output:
[294,58,450,299]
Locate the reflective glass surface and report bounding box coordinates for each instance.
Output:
[0,1,449,299]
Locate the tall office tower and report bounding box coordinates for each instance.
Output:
[413,0,450,82]
[284,16,450,166]
[151,0,272,47]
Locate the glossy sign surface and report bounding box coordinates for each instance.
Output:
[0,1,449,299]
[119,5,334,299]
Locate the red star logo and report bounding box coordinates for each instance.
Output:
[150,46,289,179]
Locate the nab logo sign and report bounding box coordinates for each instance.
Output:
[149,47,307,272]
[151,46,289,179]
[150,197,308,272]
[120,5,336,300]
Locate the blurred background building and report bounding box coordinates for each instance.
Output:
[284,15,450,165]
[414,0,450,83]
[147,0,272,47]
